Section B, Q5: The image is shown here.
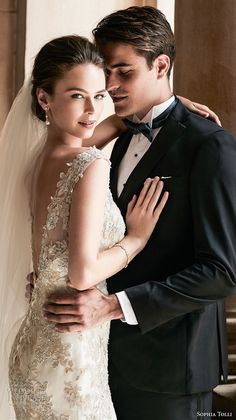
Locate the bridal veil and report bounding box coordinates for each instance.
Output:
[0,80,46,417]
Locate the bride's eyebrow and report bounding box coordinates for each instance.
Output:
[96,89,107,94]
[65,88,88,93]
[65,88,106,93]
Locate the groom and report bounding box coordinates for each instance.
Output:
[44,7,236,419]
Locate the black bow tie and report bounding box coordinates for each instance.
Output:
[122,98,178,142]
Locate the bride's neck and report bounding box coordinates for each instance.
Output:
[46,128,83,148]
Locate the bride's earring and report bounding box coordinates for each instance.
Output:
[45,107,50,126]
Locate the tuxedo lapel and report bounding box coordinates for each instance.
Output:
[117,104,188,214]
[110,131,133,202]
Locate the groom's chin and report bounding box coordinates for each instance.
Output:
[114,107,130,118]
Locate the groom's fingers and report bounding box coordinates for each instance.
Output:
[44,312,81,324]
[44,309,91,332]
[25,283,34,300]
[45,291,81,305]
[43,303,79,315]
[26,272,35,286]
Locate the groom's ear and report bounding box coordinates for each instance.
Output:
[36,88,50,109]
[154,54,170,79]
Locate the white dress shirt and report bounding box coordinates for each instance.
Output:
[116,96,175,325]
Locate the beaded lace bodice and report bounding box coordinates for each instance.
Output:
[9,147,125,420]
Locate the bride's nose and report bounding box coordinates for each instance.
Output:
[84,97,95,114]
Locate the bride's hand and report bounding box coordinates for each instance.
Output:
[126,177,169,247]
[177,95,222,126]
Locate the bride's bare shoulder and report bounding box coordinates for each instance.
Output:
[46,146,90,166]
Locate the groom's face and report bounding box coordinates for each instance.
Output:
[101,42,160,120]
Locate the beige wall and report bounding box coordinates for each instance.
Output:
[156,0,175,88]
[25,0,138,72]
[157,0,174,30]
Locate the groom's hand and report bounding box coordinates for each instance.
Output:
[43,287,123,332]
[25,272,35,302]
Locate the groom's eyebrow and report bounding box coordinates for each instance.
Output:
[109,63,132,68]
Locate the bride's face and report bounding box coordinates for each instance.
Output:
[46,63,106,140]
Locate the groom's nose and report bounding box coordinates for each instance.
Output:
[106,73,120,92]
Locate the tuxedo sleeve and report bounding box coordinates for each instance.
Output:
[125,130,236,333]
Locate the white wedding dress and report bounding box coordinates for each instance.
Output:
[9,147,125,420]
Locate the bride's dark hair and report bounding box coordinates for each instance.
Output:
[31,35,104,122]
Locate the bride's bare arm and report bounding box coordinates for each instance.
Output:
[83,114,126,149]
[68,160,168,290]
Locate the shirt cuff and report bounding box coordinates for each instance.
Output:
[116,291,138,325]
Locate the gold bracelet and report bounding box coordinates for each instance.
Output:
[114,243,129,268]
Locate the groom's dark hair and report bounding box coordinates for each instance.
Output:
[92,6,176,76]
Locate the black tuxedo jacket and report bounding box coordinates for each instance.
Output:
[107,100,236,394]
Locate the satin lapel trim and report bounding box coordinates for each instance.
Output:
[117,116,186,213]
[110,131,133,202]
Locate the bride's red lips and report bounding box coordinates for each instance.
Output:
[79,120,96,124]
[78,121,96,128]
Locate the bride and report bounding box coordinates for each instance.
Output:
[0,35,169,419]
